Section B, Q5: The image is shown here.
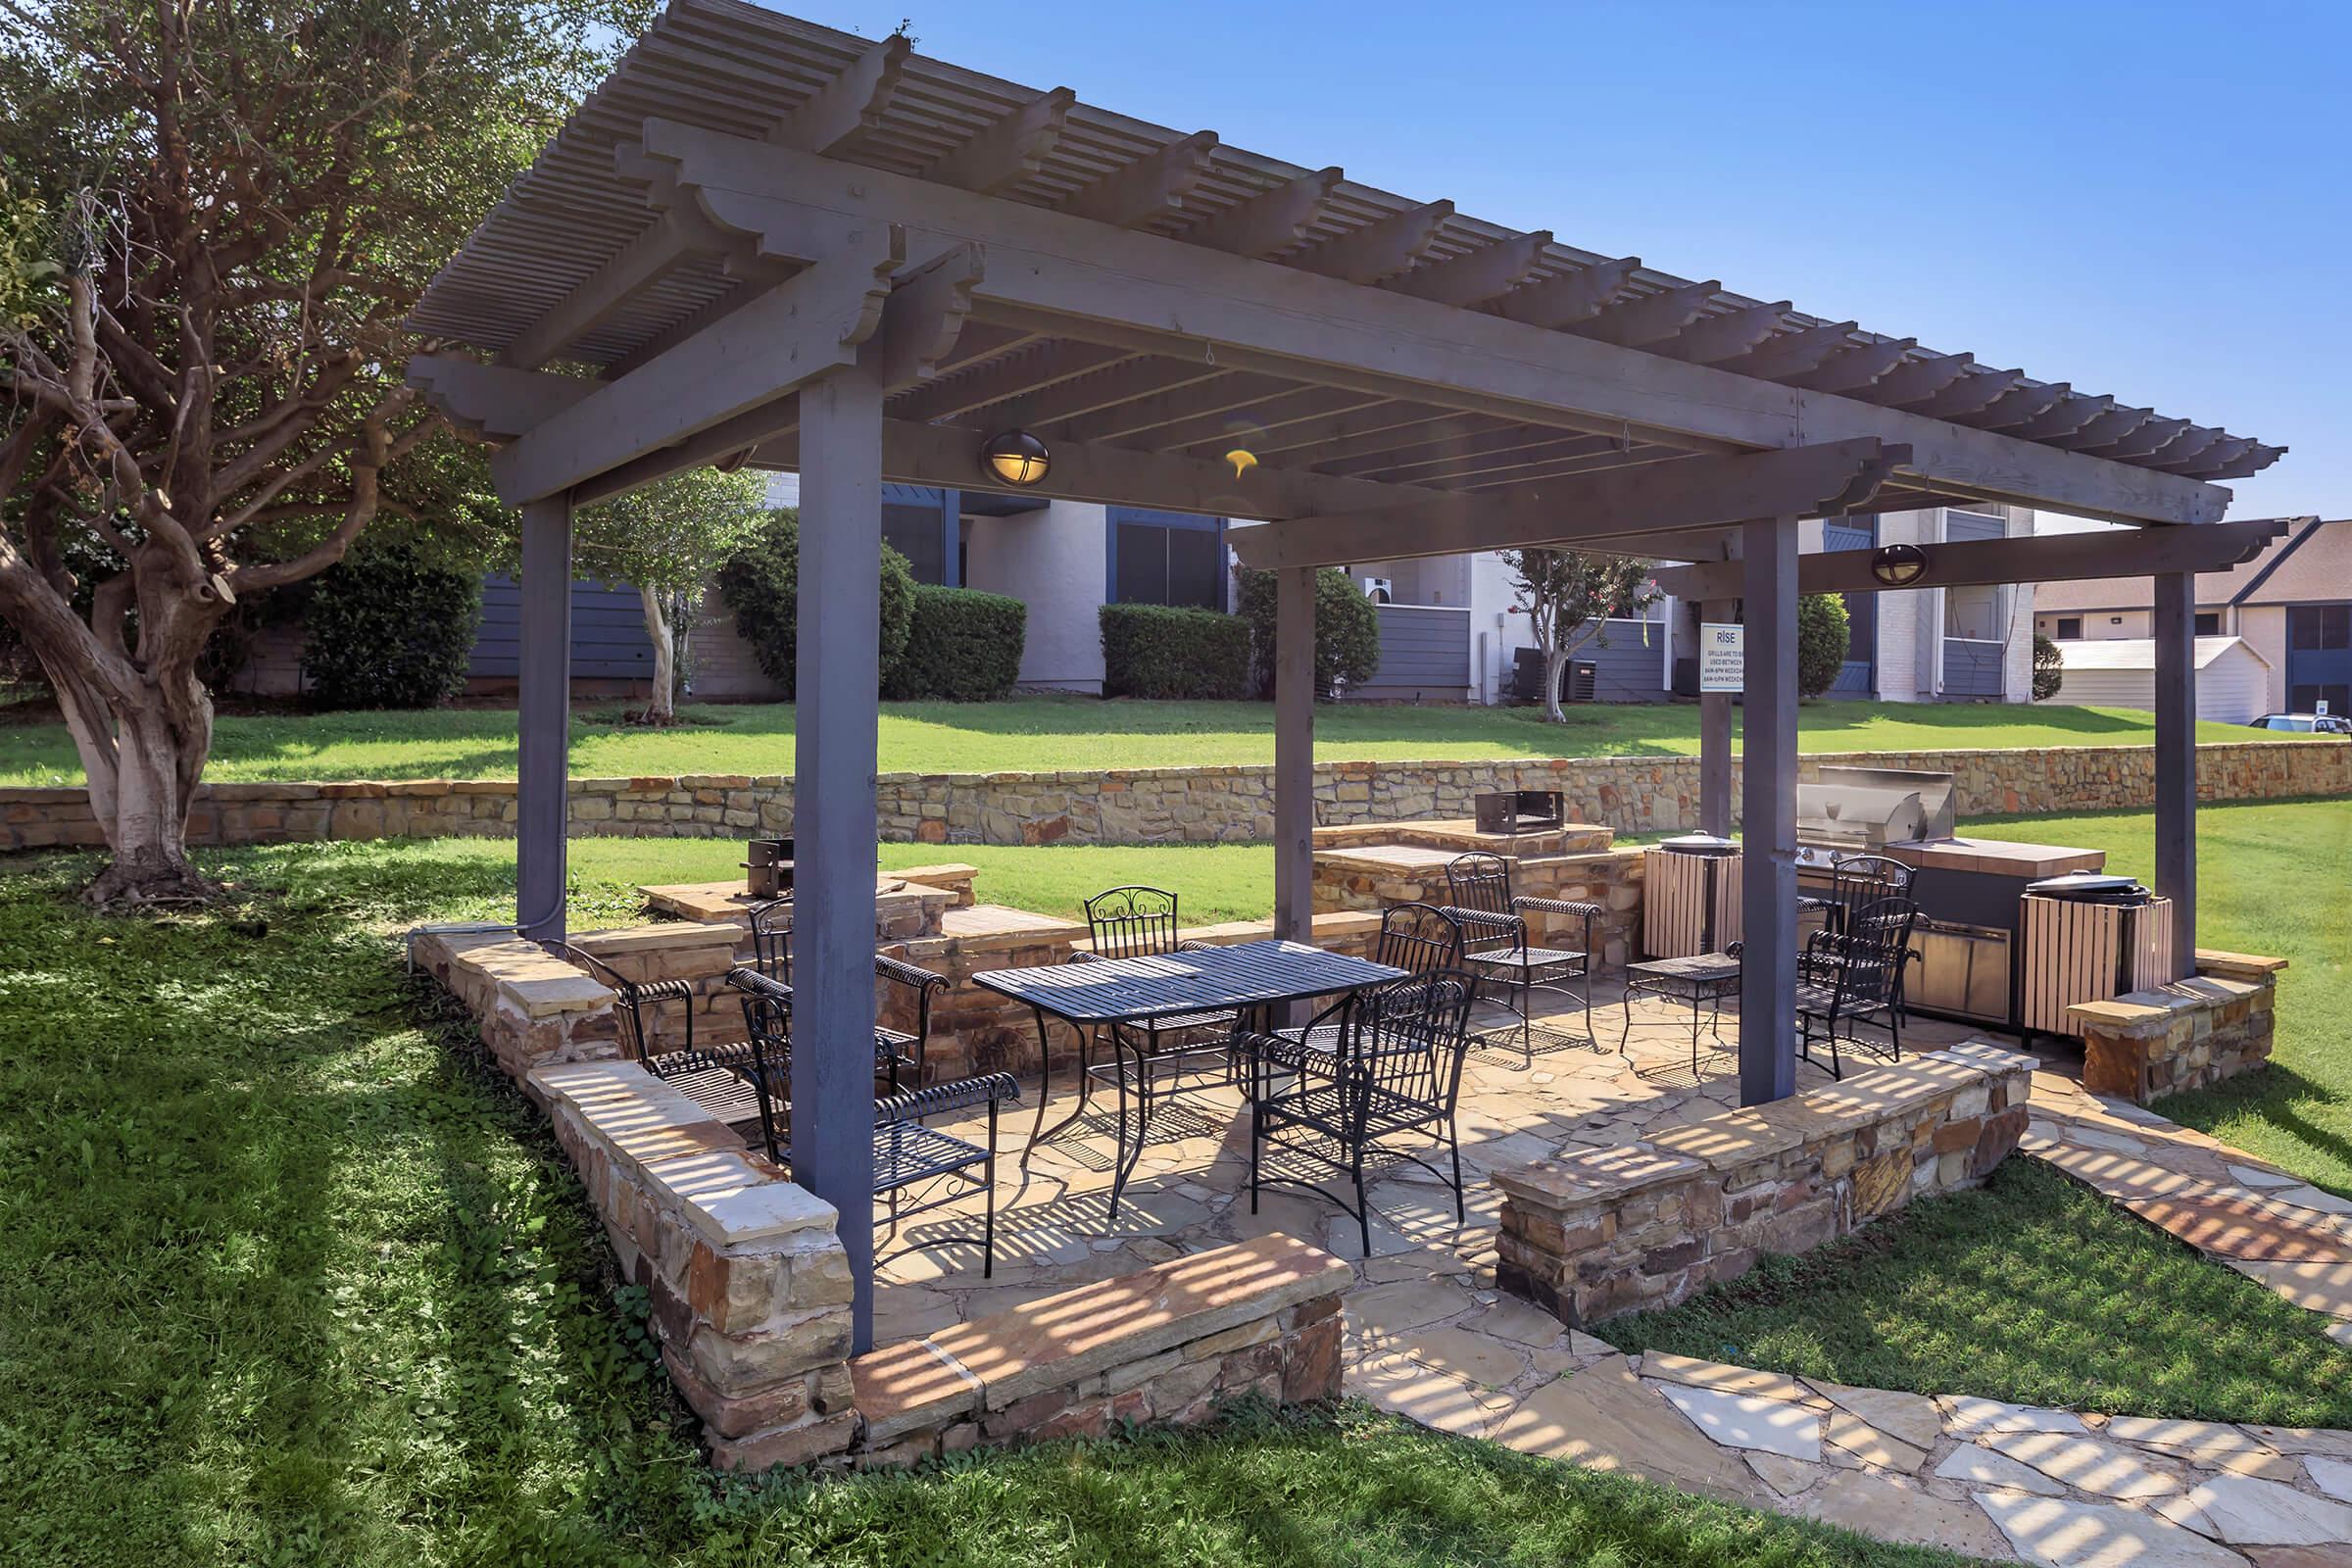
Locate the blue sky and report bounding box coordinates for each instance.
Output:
[800,0,2345,523]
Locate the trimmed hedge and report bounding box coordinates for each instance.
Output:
[1234,564,1382,697]
[300,542,481,709]
[884,585,1028,702]
[1795,592,1851,700]
[1099,603,1252,700]
[714,509,915,698]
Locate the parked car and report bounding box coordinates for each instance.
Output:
[2248,711,2351,734]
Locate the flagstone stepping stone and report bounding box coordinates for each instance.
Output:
[1943,1396,2093,1437]
[1976,1490,2245,1568]
[1348,1350,1514,1440]
[1982,1431,2184,1499]
[2125,1192,2352,1263]
[1744,1451,1824,1498]
[2180,1473,2352,1546]
[1936,1446,2070,1496]
[1825,1409,1930,1473]
[1397,1325,1529,1388]
[1490,1363,1760,1505]
[2230,1262,2352,1321]
[1658,1382,1824,1461]
[2105,1417,2303,1482]
[1468,1297,1568,1348]
[2066,1126,2156,1155]
[2308,1457,2352,1503]
[1803,1470,2014,1559]
[2250,1429,2352,1461]
[1810,1381,1945,1451]
[2231,1163,2303,1189]
[1640,1351,1812,1403]
[2244,1547,2352,1567]
[1344,1276,1473,1340]
[2280,1187,2352,1217]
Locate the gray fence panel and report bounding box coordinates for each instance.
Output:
[1943,637,2004,697]
[470,574,655,680]
[1362,604,1470,693]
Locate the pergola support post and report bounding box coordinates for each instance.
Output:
[2152,569,2198,973]
[1737,516,1800,1105]
[1698,598,1734,838]
[794,361,885,1351]
[516,494,573,942]
[1272,564,1316,942]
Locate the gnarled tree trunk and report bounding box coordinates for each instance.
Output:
[637,583,675,723]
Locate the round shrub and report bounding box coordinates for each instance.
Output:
[883,585,1028,702]
[1234,564,1382,697]
[1795,592,1851,700]
[715,508,914,698]
[2034,632,2065,701]
[1099,604,1252,700]
[300,541,481,709]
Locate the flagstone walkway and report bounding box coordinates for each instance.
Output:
[1332,1072,2352,1566]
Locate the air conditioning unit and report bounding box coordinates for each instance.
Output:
[1360,576,1393,604]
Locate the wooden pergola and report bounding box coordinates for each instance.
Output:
[407,0,2284,1348]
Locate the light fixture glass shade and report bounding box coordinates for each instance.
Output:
[981,430,1051,487]
[1870,542,1929,587]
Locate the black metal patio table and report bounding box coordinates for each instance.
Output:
[1621,952,1743,1075]
[971,939,1408,1215]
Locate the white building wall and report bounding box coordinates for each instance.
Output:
[962,500,1110,692]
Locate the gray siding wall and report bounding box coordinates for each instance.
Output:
[1358,604,1471,697]
[1584,618,1670,703]
[1943,637,2004,698]
[469,574,655,681]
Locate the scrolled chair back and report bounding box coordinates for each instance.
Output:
[1082,884,1184,959]
[1375,902,1464,976]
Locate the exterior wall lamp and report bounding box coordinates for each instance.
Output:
[981,430,1051,487]
[1870,543,1930,587]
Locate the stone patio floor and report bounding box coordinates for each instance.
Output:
[843,987,2352,1565]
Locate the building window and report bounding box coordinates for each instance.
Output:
[2194,612,2221,637]
[2289,604,2351,651]
[1110,508,1226,610]
[883,501,950,585]
[2053,616,2082,641]
[2290,684,2350,715]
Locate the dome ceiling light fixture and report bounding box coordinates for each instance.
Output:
[1870,542,1930,587]
[980,429,1051,487]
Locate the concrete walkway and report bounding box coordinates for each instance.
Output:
[1338,1074,2352,1566]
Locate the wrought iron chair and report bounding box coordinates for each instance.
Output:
[1240,968,1481,1256]
[1795,895,1919,1081]
[726,967,1014,1277]
[1271,902,1464,1074]
[1822,855,1919,1024]
[1063,884,1238,1103]
[550,941,699,1067]
[745,897,948,1088]
[1441,853,1599,1065]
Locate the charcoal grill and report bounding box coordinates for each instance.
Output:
[1473,789,1566,837]
[743,836,794,900]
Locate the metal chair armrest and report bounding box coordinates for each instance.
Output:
[1174,939,1219,953]
[1438,905,1521,936]
[876,1072,1020,1124]
[1235,1028,1316,1075]
[1065,948,1108,965]
[1513,896,1601,919]
[872,953,950,997]
[725,965,794,1004]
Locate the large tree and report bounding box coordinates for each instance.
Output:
[1500,548,1663,722]
[0,0,642,905]
[570,468,767,723]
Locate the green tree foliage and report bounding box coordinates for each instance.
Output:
[0,0,648,903]
[1233,565,1382,698]
[1099,604,1253,700]
[1499,550,1664,720]
[571,469,765,719]
[2034,631,2066,701]
[884,586,1029,702]
[299,543,481,710]
[714,509,914,698]
[1796,593,1852,700]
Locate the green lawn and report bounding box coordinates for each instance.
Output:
[0,845,1970,1568]
[0,694,2275,787]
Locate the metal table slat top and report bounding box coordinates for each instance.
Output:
[971,939,1408,1023]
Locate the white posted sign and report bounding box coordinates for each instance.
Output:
[1698,622,1744,693]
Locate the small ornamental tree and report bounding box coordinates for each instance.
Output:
[714,509,915,697]
[1795,593,1851,700]
[1499,549,1663,721]
[571,468,766,721]
[0,0,644,905]
[300,542,481,710]
[2034,631,2066,702]
[1233,564,1382,698]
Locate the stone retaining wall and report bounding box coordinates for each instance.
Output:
[2070,950,2284,1105]
[7,740,2340,853]
[1494,1041,2036,1330]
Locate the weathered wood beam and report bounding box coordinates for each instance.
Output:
[1238,403,1480,461]
[1135,384,1391,453]
[1656,301,1790,365]
[1046,370,1292,443]
[408,356,593,439]
[2199,442,2286,480]
[1289,201,1452,284]
[769,35,910,154]
[2009,392,2111,441]
[1182,167,1344,258]
[1867,353,1975,408]
[2084,416,2191,461]
[1492,256,1639,329]
[1961,379,2072,432]
[1787,336,1915,393]
[1648,514,2290,601]
[490,228,904,504]
[631,122,2233,523]
[2045,405,2153,453]
[1911,367,2025,419]
[888,339,1128,423]
[1313,422,1600,479]
[1716,319,1858,380]
[2141,426,2223,469]
[920,86,1076,194]
[1577,281,1720,348]
[1011,358,1225,432]
[1385,230,1552,307]
[1230,439,1909,569]
[1059,130,1218,227]
[494,210,725,369]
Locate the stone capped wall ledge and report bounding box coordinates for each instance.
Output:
[2070,950,2283,1104]
[1495,1043,2037,1329]
[847,1234,1351,1469]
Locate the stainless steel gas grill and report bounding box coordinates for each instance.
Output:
[1791,766,1957,871]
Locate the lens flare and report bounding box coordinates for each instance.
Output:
[1225,448,1258,477]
